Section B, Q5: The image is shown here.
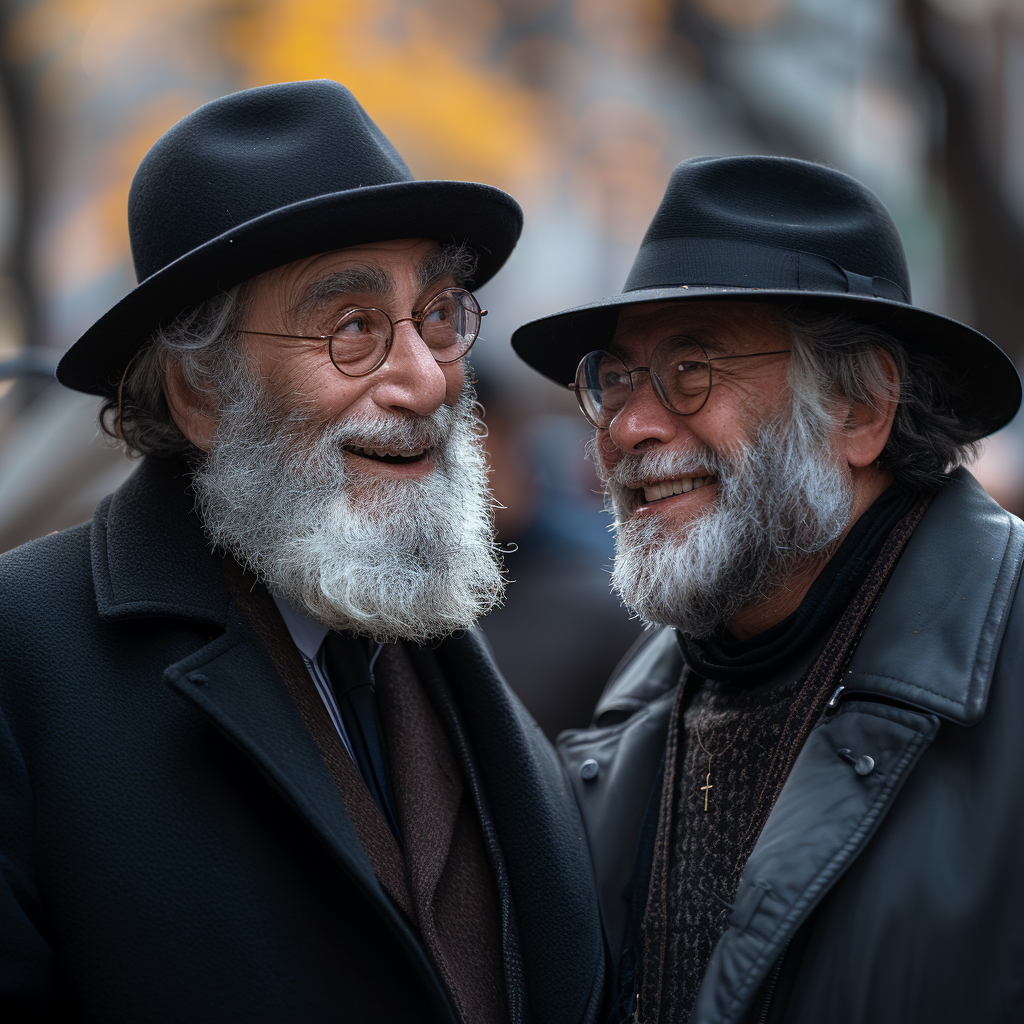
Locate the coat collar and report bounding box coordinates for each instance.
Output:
[845,468,1024,725]
[90,456,229,626]
[594,469,1024,729]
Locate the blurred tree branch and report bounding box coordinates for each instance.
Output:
[906,0,1024,362]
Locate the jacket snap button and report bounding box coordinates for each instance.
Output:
[837,747,875,775]
[188,672,208,687]
[581,759,599,781]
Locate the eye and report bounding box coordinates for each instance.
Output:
[600,369,629,388]
[674,359,708,374]
[336,315,370,335]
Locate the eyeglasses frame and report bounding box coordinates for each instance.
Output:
[569,339,791,427]
[237,286,487,378]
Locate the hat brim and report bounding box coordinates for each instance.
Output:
[59,179,523,397]
[511,285,1022,437]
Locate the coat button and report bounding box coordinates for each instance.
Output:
[581,759,599,781]
[837,747,875,775]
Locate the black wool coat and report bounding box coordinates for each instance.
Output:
[0,456,604,1024]
[559,470,1024,1023]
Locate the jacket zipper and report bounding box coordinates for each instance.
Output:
[755,941,790,1024]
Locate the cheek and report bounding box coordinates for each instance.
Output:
[596,429,620,474]
[275,354,375,418]
[443,361,466,403]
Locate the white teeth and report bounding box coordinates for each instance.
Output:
[348,445,426,460]
[641,476,716,503]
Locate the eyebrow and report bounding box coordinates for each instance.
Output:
[416,246,466,291]
[293,266,394,324]
[609,329,729,361]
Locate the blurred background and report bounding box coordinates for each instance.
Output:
[0,0,1022,736]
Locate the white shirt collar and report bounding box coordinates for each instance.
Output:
[270,591,330,660]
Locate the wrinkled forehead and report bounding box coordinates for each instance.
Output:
[609,300,787,360]
[258,238,443,303]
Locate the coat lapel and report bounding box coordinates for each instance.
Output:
[162,604,386,905]
[691,471,1024,1024]
[89,458,449,1012]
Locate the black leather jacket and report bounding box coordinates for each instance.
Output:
[559,470,1024,1023]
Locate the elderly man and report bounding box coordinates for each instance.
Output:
[0,81,603,1024]
[512,156,1024,1024]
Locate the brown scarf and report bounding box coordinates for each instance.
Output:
[636,492,933,1023]
[221,559,507,1024]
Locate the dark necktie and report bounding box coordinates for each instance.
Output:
[320,632,402,844]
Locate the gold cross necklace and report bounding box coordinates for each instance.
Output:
[694,720,736,812]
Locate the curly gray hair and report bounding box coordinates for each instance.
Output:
[101,243,480,458]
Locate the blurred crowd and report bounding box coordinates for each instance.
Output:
[2,0,1024,736]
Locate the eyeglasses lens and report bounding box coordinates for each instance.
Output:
[329,308,393,376]
[576,351,632,428]
[650,337,712,415]
[328,288,482,376]
[421,288,481,363]
[575,339,712,426]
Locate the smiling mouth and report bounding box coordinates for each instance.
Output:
[640,475,717,503]
[343,444,429,466]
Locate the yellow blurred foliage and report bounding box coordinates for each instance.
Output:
[0,0,676,300]
[226,0,547,194]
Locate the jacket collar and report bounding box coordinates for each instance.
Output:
[90,456,229,626]
[593,469,1024,728]
[845,468,1024,725]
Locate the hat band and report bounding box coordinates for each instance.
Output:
[623,237,910,304]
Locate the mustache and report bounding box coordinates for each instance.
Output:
[322,405,461,453]
[242,386,478,475]
[605,444,730,489]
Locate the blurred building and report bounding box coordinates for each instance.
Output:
[0,0,1023,734]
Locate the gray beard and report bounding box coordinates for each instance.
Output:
[603,405,853,638]
[191,379,504,644]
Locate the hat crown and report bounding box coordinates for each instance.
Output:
[128,80,414,284]
[626,155,911,299]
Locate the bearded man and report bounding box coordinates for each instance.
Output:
[0,81,603,1024]
[512,156,1024,1024]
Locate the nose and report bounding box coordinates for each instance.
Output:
[371,321,449,417]
[606,374,682,453]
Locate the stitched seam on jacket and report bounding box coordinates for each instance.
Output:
[845,672,967,712]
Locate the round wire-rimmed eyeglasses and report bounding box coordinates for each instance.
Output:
[569,336,791,428]
[238,286,486,377]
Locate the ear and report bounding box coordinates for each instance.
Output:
[838,350,899,468]
[162,357,218,453]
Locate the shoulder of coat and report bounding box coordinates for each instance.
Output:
[591,626,683,726]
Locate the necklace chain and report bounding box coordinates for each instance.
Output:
[694,715,736,812]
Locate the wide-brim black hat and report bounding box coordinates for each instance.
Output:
[58,79,524,397]
[512,155,1020,437]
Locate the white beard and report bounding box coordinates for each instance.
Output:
[192,381,504,643]
[603,404,853,638]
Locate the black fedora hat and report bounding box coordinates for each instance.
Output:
[58,79,524,397]
[512,155,1020,436]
